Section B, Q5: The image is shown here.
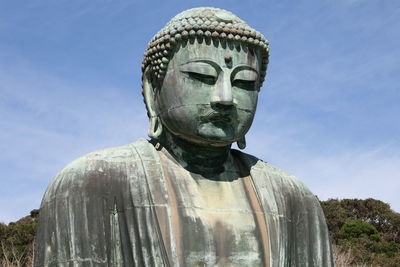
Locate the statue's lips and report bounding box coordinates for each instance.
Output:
[200,111,235,124]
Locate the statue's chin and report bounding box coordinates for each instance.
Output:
[197,122,235,141]
[172,125,239,147]
[180,136,235,147]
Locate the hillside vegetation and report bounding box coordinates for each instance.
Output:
[321,198,400,266]
[0,210,38,266]
[1,199,399,266]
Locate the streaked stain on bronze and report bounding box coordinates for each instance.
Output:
[160,152,184,266]
[153,206,172,265]
[214,221,235,266]
[236,156,271,267]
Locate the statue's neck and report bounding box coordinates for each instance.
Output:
[155,130,231,174]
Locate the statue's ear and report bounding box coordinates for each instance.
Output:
[142,67,163,139]
[142,67,157,117]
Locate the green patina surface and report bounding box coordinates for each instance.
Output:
[34,7,334,267]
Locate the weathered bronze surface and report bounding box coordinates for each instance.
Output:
[35,7,334,266]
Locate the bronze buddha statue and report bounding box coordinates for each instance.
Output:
[35,7,334,266]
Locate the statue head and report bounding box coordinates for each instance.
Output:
[141,7,269,149]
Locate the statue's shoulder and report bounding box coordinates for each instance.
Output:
[42,139,155,202]
[57,138,153,173]
[234,150,315,197]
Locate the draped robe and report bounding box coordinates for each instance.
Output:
[34,139,334,266]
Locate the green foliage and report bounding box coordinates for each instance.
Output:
[321,198,400,266]
[0,209,38,266]
[340,219,379,239]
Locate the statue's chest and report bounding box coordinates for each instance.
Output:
[165,164,263,266]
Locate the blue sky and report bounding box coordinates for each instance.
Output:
[1,0,399,223]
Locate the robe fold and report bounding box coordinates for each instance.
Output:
[34,139,334,266]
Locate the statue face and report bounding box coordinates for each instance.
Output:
[156,40,261,146]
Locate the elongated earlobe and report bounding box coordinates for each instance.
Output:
[237,136,246,150]
[143,66,163,140]
[148,116,163,140]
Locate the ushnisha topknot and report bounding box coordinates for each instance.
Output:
[141,7,270,87]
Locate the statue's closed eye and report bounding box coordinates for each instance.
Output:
[232,69,258,91]
[180,62,218,85]
[232,79,257,90]
[183,71,217,85]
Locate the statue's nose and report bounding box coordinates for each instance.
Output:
[210,72,236,106]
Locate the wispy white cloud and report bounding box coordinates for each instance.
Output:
[0,61,148,223]
[245,119,400,213]
[292,148,400,212]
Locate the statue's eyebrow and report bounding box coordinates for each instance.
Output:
[233,64,259,74]
[180,58,222,71]
[231,65,259,80]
